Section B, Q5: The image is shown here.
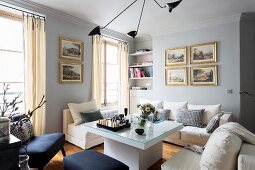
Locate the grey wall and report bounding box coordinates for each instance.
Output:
[135,22,240,121]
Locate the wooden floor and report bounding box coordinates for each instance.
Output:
[44,142,182,170]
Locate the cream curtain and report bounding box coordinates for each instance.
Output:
[23,15,46,135]
[92,36,103,108]
[118,42,129,112]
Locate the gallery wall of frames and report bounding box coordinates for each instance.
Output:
[165,41,218,86]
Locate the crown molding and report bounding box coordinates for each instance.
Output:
[152,14,241,37]
[0,0,134,42]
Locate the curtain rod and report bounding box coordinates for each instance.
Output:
[0,3,45,18]
[101,34,128,44]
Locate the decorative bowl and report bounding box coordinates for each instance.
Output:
[135,128,144,135]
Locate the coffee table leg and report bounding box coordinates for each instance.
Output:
[104,138,162,170]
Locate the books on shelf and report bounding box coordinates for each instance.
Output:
[129,67,153,78]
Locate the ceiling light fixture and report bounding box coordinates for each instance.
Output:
[88,0,182,38]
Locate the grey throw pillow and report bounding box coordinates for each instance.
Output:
[176,109,205,127]
[80,109,103,123]
[155,109,170,121]
[206,113,223,133]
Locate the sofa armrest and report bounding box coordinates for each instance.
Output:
[101,109,118,118]
[63,109,74,134]
[219,112,232,126]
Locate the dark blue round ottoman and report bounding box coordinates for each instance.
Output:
[63,150,129,170]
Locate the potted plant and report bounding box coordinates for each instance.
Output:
[0,83,22,143]
[137,103,155,127]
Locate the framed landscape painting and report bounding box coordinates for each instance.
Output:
[165,67,187,86]
[59,37,84,61]
[190,65,218,86]
[190,42,217,64]
[59,61,84,83]
[165,46,187,66]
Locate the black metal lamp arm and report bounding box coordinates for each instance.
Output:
[136,0,146,33]
[101,0,139,29]
[153,0,166,8]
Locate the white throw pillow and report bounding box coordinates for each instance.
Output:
[163,101,188,120]
[188,104,221,125]
[140,98,163,108]
[68,100,97,125]
[200,130,242,170]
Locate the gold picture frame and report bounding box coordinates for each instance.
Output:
[190,42,217,64]
[165,46,187,66]
[165,67,187,86]
[59,37,84,61]
[190,65,218,86]
[59,61,84,84]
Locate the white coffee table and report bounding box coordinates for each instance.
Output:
[83,121,183,170]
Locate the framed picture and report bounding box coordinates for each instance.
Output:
[190,42,217,64]
[165,46,187,66]
[190,65,218,86]
[165,67,187,86]
[59,61,84,83]
[59,37,84,61]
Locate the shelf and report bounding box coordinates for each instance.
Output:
[129,77,153,80]
[130,51,153,56]
[129,64,153,68]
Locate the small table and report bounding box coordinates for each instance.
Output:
[83,121,183,170]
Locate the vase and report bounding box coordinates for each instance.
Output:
[0,117,10,143]
[138,117,147,128]
[19,155,31,170]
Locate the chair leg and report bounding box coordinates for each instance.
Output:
[61,147,66,157]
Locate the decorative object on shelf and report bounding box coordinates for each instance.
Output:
[165,67,187,86]
[59,37,84,61]
[0,83,22,143]
[165,46,187,66]
[88,0,182,38]
[136,49,151,53]
[190,65,218,86]
[59,61,84,83]
[135,128,144,135]
[190,42,217,64]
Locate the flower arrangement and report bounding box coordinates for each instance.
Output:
[137,103,155,119]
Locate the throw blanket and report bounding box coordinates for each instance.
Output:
[185,122,255,154]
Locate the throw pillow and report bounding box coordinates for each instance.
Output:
[200,130,242,170]
[163,101,188,120]
[206,113,223,133]
[176,109,205,127]
[80,109,103,123]
[10,120,34,144]
[155,109,170,121]
[188,104,221,125]
[140,98,163,109]
[68,99,97,125]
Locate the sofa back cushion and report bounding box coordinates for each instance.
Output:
[200,130,242,170]
[68,100,97,125]
[140,98,163,109]
[188,104,221,125]
[163,101,188,120]
[80,109,103,123]
[176,109,205,127]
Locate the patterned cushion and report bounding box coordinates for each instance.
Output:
[155,109,170,121]
[206,113,223,133]
[10,120,34,144]
[176,109,205,127]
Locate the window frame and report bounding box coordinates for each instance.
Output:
[101,40,118,107]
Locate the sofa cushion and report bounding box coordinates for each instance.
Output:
[68,100,97,125]
[80,109,103,123]
[206,113,223,133]
[155,109,170,121]
[140,98,163,108]
[163,101,188,120]
[200,130,242,170]
[188,104,221,125]
[176,109,204,127]
[238,143,255,170]
[180,126,210,146]
[161,148,201,170]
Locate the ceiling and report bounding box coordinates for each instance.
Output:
[29,0,255,38]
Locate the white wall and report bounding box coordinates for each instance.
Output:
[135,21,240,121]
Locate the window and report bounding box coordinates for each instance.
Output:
[0,13,24,112]
[101,41,119,107]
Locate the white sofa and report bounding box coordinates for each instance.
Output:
[63,109,117,149]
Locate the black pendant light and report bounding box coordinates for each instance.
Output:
[89,0,182,38]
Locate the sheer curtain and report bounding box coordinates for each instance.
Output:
[23,15,46,135]
[92,36,103,108]
[118,42,129,112]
